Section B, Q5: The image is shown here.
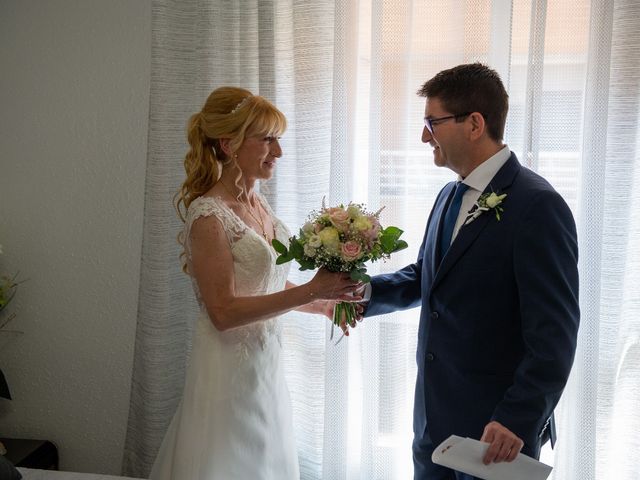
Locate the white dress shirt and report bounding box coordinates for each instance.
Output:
[452,145,511,243]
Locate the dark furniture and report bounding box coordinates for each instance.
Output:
[0,438,59,470]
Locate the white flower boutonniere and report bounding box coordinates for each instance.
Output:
[464,191,507,225]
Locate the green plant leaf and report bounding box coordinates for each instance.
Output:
[380,235,395,252]
[299,258,316,270]
[382,226,403,240]
[289,239,304,258]
[379,227,403,252]
[350,268,371,283]
[271,238,288,255]
[276,255,292,265]
[392,239,409,252]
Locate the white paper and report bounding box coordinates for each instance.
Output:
[432,435,552,480]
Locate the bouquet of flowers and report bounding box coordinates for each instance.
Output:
[272,199,407,330]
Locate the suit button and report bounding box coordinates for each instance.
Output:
[426,353,435,361]
[431,311,439,320]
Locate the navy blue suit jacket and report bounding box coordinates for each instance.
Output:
[365,153,579,456]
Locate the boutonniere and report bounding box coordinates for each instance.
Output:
[464,191,507,225]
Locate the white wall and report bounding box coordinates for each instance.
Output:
[0,0,151,474]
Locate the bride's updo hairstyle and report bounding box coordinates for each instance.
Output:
[175,86,287,222]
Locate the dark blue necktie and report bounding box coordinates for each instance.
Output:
[439,182,469,259]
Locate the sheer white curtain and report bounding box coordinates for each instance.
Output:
[124,1,640,479]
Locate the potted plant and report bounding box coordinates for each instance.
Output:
[0,243,24,400]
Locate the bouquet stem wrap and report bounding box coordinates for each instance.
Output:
[333,298,358,330]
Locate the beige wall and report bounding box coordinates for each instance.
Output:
[0,0,151,474]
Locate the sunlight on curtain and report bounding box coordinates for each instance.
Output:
[277,0,638,479]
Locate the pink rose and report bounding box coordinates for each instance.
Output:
[341,241,363,262]
[327,207,351,232]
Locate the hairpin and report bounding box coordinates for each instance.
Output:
[230,96,251,114]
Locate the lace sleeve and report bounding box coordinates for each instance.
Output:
[184,197,247,266]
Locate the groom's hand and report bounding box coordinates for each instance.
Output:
[480,421,524,464]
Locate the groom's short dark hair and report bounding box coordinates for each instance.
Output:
[418,63,509,142]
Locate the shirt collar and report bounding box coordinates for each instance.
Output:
[459,145,511,193]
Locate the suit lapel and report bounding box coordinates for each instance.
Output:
[432,153,521,290]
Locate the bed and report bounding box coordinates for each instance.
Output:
[17,468,143,480]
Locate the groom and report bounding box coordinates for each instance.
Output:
[362,63,579,479]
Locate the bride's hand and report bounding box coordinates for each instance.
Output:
[306,268,363,302]
[316,300,336,320]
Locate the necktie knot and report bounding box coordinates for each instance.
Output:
[439,182,469,260]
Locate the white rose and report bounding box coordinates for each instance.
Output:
[303,243,317,257]
[308,234,322,248]
[486,193,507,208]
[318,227,341,252]
[302,222,315,235]
[353,216,372,232]
[347,205,362,219]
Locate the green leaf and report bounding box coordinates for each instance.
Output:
[382,226,403,240]
[271,238,288,255]
[392,240,409,252]
[380,226,406,253]
[380,235,396,252]
[289,238,304,258]
[276,255,293,265]
[299,258,316,270]
[350,269,371,283]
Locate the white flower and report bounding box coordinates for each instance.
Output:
[303,243,317,257]
[302,222,315,235]
[347,204,362,219]
[353,216,372,232]
[464,191,508,225]
[307,234,322,248]
[318,227,341,252]
[485,192,507,208]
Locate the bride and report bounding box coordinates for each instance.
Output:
[149,87,362,479]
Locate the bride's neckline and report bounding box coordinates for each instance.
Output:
[199,194,279,248]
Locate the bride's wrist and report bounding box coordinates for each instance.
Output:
[303,282,317,302]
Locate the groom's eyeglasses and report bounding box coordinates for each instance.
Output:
[423,112,472,135]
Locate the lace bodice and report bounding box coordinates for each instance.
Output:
[183,195,291,354]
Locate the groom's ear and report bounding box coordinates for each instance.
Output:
[468,112,486,141]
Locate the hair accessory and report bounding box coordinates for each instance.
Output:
[230,96,251,114]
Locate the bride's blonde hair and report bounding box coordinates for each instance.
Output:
[175,87,287,269]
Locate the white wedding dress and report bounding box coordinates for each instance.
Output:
[149,195,299,480]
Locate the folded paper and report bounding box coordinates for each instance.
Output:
[432,435,552,480]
